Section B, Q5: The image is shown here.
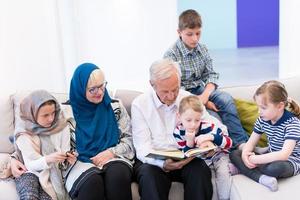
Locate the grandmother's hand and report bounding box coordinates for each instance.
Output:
[91,150,115,167]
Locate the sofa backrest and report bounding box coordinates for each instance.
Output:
[221,76,300,103]
[0,95,15,153]
[113,89,142,116]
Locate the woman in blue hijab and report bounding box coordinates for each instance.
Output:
[65,63,135,200]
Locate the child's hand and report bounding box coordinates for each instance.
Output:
[186,131,196,147]
[205,101,219,112]
[45,152,67,164]
[11,158,27,178]
[198,140,214,149]
[242,150,256,169]
[66,151,77,165]
[195,134,214,147]
[197,141,215,158]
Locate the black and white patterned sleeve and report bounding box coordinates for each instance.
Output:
[109,100,135,161]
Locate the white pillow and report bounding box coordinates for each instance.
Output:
[0,153,12,179]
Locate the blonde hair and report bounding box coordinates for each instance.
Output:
[254,80,300,118]
[87,69,105,86]
[179,95,204,114]
[149,58,181,82]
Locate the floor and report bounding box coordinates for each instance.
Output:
[211,46,279,87]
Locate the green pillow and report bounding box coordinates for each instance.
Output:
[234,98,267,147]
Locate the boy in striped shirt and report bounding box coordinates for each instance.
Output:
[173,95,234,200]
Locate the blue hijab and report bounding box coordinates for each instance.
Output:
[69,63,119,162]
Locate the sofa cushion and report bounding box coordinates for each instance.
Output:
[234,98,267,147]
[0,178,18,200]
[0,153,12,179]
[231,174,300,200]
[0,95,15,153]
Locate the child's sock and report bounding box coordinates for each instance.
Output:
[259,175,278,192]
[228,162,239,175]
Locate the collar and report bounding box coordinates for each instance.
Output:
[176,38,200,57]
[267,109,293,126]
[151,88,178,110]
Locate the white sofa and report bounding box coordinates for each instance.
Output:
[1,77,300,200]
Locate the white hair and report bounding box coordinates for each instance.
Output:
[149,58,181,82]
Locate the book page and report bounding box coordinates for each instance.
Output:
[185,145,217,157]
[146,149,185,160]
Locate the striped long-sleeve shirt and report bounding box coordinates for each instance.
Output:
[173,120,232,154]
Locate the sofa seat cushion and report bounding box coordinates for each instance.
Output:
[0,178,18,200]
[231,174,300,200]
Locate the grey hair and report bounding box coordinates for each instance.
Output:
[149,58,181,82]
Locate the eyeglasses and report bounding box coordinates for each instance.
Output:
[87,81,107,95]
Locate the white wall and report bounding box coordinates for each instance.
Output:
[0,0,67,93]
[72,0,178,91]
[178,0,237,49]
[279,0,300,78]
[3,0,300,94]
[0,0,178,93]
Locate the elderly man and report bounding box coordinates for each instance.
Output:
[131,58,213,200]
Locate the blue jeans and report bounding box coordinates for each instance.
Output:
[189,86,248,147]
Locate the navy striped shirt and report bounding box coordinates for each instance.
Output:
[253,110,300,175]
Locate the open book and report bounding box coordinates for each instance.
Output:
[146,145,217,160]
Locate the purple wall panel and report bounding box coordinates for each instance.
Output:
[237,0,279,47]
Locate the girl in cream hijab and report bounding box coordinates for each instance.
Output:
[15,90,76,200]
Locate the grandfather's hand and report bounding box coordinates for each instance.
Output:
[91,149,115,167]
[163,157,194,172]
[11,158,27,178]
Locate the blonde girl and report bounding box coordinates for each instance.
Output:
[230,80,300,191]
